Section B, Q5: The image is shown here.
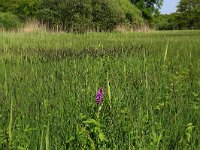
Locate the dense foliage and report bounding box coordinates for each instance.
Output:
[153,13,178,30]
[0,0,144,31]
[131,0,163,21]
[177,0,200,29]
[154,0,200,30]
[0,12,21,30]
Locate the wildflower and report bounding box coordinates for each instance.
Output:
[96,87,103,104]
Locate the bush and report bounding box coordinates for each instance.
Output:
[117,0,143,25]
[92,0,125,31]
[37,0,142,32]
[63,0,94,32]
[0,0,144,32]
[0,12,21,30]
[37,0,93,32]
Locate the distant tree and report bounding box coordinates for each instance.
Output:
[131,0,163,21]
[37,0,93,31]
[153,13,179,30]
[177,0,200,29]
[36,0,63,29]
[0,0,17,12]
[15,0,41,19]
[0,12,21,30]
[92,0,125,31]
[117,0,143,25]
[0,0,144,31]
[37,0,129,32]
[63,0,94,32]
[0,0,41,20]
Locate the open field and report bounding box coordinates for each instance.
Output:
[0,30,200,149]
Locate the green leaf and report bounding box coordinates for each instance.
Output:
[192,92,198,97]
[17,146,27,150]
[83,119,99,126]
[99,132,106,142]
[66,136,75,144]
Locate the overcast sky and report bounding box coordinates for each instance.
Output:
[160,0,180,14]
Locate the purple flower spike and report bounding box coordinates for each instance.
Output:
[96,87,103,104]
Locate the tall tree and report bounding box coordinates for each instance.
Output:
[37,0,127,32]
[0,0,18,12]
[15,0,41,19]
[131,0,163,21]
[177,0,200,29]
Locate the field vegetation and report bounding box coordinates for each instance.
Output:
[0,30,200,149]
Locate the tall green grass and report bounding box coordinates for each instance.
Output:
[0,30,200,149]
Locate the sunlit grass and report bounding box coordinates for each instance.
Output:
[0,30,200,149]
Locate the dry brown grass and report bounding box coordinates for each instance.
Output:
[114,23,152,32]
[21,20,47,32]
[14,21,152,33]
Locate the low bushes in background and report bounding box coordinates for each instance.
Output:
[0,12,21,30]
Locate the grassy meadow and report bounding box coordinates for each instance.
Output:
[0,30,200,149]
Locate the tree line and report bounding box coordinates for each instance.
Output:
[154,0,200,30]
[0,0,199,31]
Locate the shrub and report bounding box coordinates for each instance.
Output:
[0,12,21,30]
[37,0,93,32]
[92,0,125,31]
[36,0,144,32]
[117,0,143,25]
